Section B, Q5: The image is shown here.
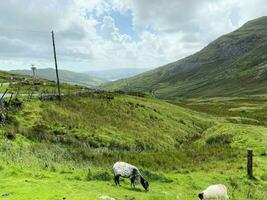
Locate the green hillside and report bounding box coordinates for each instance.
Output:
[87,68,150,81]
[1,16,267,199]
[0,70,30,83]
[0,70,88,96]
[10,68,106,87]
[102,16,267,99]
[0,87,266,199]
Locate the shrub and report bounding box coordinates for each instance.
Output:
[26,124,50,141]
[206,134,233,145]
[141,170,173,183]
[92,170,113,181]
[260,174,267,181]
[134,140,145,152]
[4,132,16,140]
[124,195,136,200]
[85,169,93,181]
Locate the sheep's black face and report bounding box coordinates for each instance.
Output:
[141,178,149,191]
[198,193,204,200]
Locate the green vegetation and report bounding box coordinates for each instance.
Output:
[1,16,267,200]
[102,16,267,99]
[0,90,266,199]
[10,68,106,87]
[0,70,86,94]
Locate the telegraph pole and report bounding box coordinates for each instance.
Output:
[51,31,61,101]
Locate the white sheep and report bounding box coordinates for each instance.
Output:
[112,161,149,191]
[198,184,229,199]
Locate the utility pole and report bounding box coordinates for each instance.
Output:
[31,64,36,79]
[51,31,61,101]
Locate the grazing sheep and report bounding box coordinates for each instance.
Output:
[99,195,116,200]
[198,184,229,200]
[112,161,149,191]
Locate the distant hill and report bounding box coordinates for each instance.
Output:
[10,68,106,87]
[102,16,267,99]
[86,68,149,81]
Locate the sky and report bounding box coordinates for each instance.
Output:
[0,0,266,72]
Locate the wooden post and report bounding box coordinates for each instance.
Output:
[247,149,253,178]
[0,89,8,101]
[7,93,14,107]
[51,31,61,101]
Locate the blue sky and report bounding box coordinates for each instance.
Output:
[0,0,266,72]
[89,6,141,42]
[109,10,140,41]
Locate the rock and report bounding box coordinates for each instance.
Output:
[2,193,9,197]
[5,132,16,140]
[99,195,116,200]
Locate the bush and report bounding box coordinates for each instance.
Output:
[27,124,50,141]
[4,132,16,140]
[260,174,267,181]
[206,134,233,145]
[141,170,173,183]
[92,170,113,181]
[85,169,93,181]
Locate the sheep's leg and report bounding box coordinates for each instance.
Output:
[117,175,121,186]
[118,175,121,186]
[114,175,117,185]
[114,175,121,186]
[130,178,135,188]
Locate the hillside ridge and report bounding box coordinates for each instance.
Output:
[102,16,267,99]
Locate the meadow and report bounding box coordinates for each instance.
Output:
[0,87,266,199]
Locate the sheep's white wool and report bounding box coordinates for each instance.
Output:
[200,184,228,199]
[112,161,140,179]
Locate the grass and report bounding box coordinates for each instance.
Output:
[1,17,267,200]
[0,90,266,199]
[0,70,86,95]
[101,17,267,99]
[0,159,266,200]
[0,67,267,199]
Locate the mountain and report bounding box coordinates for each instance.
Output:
[86,68,149,81]
[102,16,267,99]
[10,68,106,87]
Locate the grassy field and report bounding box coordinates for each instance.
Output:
[2,17,267,200]
[0,83,85,95]
[0,91,266,199]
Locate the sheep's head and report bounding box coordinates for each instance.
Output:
[198,192,204,200]
[140,177,149,191]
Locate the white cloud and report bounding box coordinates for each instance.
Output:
[0,0,266,72]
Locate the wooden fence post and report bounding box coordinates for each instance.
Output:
[247,149,253,178]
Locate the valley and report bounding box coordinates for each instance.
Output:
[0,77,266,199]
[1,12,267,200]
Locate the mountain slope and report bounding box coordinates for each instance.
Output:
[86,68,150,81]
[102,16,267,99]
[10,68,106,87]
[1,92,266,199]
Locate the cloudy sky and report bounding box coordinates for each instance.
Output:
[0,0,266,72]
